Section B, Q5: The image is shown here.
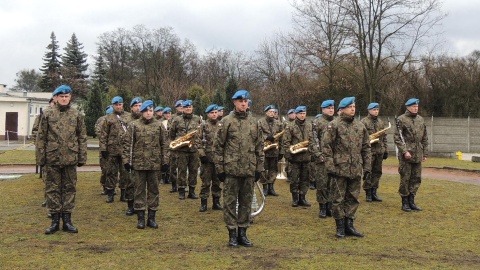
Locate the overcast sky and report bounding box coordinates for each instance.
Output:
[1,0,479,88]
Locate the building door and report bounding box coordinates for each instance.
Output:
[5,112,18,140]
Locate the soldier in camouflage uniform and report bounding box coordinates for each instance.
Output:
[313,100,335,218]
[161,107,173,186]
[361,103,389,202]
[281,106,320,208]
[217,106,224,121]
[214,90,264,247]
[122,100,169,229]
[283,109,296,183]
[394,98,428,212]
[95,105,113,195]
[169,100,202,200]
[198,104,223,212]
[36,85,87,234]
[322,97,371,238]
[99,96,127,203]
[258,104,284,196]
[167,101,184,193]
[154,106,164,120]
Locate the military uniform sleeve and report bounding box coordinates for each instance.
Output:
[393,117,407,155]
[35,113,48,166]
[213,121,227,174]
[421,122,428,158]
[99,116,109,152]
[122,123,133,166]
[31,114,40,141]
[281,125,291,158]
[361,124,372,172]
[308,124,320,157]
[160,124,169,164]
[255,120,265,172]
[382,121,388,153]
[322,122,336,174]
[77,113,88,164]
[169,117,178,141]
[197,121,206,158]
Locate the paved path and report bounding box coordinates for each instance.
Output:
[0,165,101,174]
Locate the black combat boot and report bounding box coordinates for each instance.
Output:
[365,188,372,202]
[61,213,78,233]
[45,212,60,235]
[335,219,345,238]
[408,194,422,211]
[163,172,170,184]
[147,210,158,229]
[291,193,299,207]
[137,210,145,229]
[268,183,279,196]
[237,227,253,247]
[262,184,269,196]
[372,188,383,202]
[120,189,126,202]
[345,217,364,237]
[298,194,311,207]
[126,200,135,216]
[326,202,333,217]
[199,198,208,212]
[402,196,412,212]
[212,196,223,210]
[178,188,186,200]
[106,189,114,203]
[228,228,238,247]
[319,203,327,218]
[187,186,198,199]
[169,181,177,193]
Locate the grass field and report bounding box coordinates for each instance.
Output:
[0,171,479,269]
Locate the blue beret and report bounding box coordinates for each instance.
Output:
[287,109,295,115]
[405,98,419,106]
[321,100,334,108]
[111,96,123,104]
[217,106,224,111]
[205,104,218,113]
[175,100,184,107]
[154,106,164,112]
[52,85,71,96]
[162,107,172,113]
[140,100,154,112]
[130,97,143,107]
[264,104,276,112]
[367,102,380,110]
[183,100,193,107]
[338,97,355,109]
[232,90,250,100]
[295,106,307,113]
[105,106,113,115]
[315,114,322,119]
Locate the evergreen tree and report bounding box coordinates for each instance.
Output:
[224,74,238,113]
[212,88,224,107]
[38,32,62,92]
[61,33,90,100]
[188,84,209,116]
[85,49,109,137]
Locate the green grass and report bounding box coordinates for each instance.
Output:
[0,150,99,165]
[0,172,479,269]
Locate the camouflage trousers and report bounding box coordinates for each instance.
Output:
[125,171,134,201]
[289,162,310,194]
[223,175,254,229]
[261,157,278,184]
[99,154,106,186]
[169,152,178,183]
[44,165,77,214]
[363,153,383,189]
[331,176,361,220]
[105,155,128,190]
[176,151,199,189]
[133,170,159,211]
[398,159,422,197]
[315,162,332,204]
[199,162,222,199]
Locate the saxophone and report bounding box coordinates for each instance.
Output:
[369,122,391,144]
[169,130,198,150]
[289,140,309,154]
[263,129,286,151]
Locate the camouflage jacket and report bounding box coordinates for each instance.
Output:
[197,118,219,162]
[281,118,320,163]
[99,111,127,156]
[94,115,107,138]
[169,113,202,153]
[214,111,265,177]
[123,111,141,125]
[394,110,428,163]
[313,114,334,158]
[322,115,371,178]
[31,114,41,142]
[361,115,388,155]
[35,104,87,166]
[122,117,168,170]
[258,116,284,157]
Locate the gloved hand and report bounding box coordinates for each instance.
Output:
[255,171,261,182]
[124,163,132,172]
[77,163,84,167]
[217,172,226,182]
[363,171,371,181]
[161,164,169,172]
[101,151,109,159]
[383,152,388,160]
[200,156,209,164]
[278,154,284,160]
[266,136,275,142]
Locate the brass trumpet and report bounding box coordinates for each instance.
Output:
[263,130,286,151]
[289,140,309,154]
[169,130,198,150]
[369,122,391,144]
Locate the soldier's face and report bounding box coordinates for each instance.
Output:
[208,110,218,120]
[131,103,142,113]
[288,113,296,120]
[163,112,171,119]
[322,105,335,117]
[57,94,71,106]
[234,99,248,112]
[218,110,224,116]
[176,107,183,113]
[296,112,306,120]
[155,111,163,117]
[342,103,356,117]
[183,105,193,114]
[266,109,275,118]
[407,104,418,114]
[113,103,123,113]
[142,108,154,119]
[369,108,379,116]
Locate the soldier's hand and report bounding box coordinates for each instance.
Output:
[124,163,132,172]
[255,171,261,182]
[311,155,317,162]
[278,154,284,160]
[217,172,226,182]
[363,171,371,181]
[404,152,412,159]
[161,164,169,172]
[200,156,209,164]
[266,135,275,142]
[101,151,109,159]
[383,152,388,160]
[77,163,84,167]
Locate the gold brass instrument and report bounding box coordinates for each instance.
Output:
[263,130,286,151]
[369,122,391,144]
[276,159,287,180]
[289,140,309,154]
[169,130,198,150]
